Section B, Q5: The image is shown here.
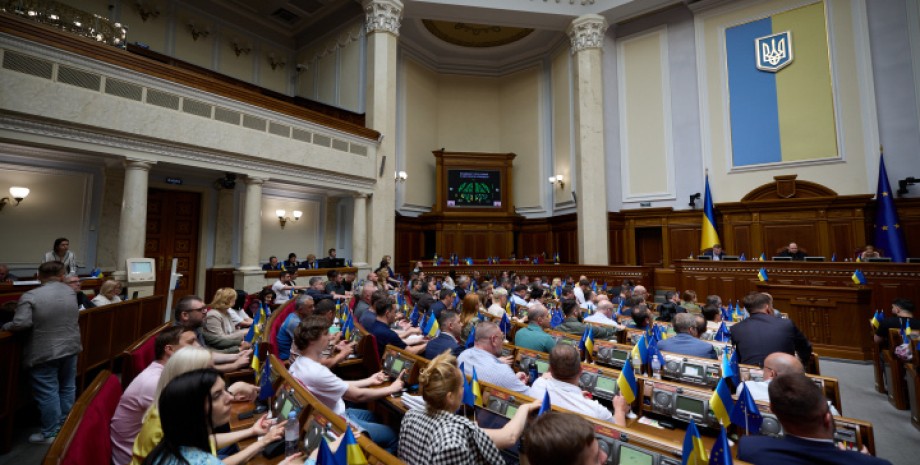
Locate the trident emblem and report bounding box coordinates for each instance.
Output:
[755,31,793,72]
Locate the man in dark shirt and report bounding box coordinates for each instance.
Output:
[428,288,454,321]
[655,291,684,322]
[282,253,300,270]
[262,256,282,271]
[738,373,891,465]
[778,242,807,260]
[731,292,811,367]
[874,298,918,347]
[324,270,346,296]
[367,297,425,357]
[423,310,462,359]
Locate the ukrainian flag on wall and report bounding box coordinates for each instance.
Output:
[726,1,838,167]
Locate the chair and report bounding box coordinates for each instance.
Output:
[119,322,170,389]
[266,299,297,359]
[43,370,122,465]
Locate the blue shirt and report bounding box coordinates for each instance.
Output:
[368,320,406,356]
[456,347,532,395]
[276,313,301,360]
[424,332,461,360]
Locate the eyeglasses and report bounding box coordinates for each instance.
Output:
[188,306,206,313]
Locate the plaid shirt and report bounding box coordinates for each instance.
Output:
[398,409,505,465]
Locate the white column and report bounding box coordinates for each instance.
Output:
[114,159,155,280]
[363,0,401,267]
[352,193,369,268]
[568,14,610,265]
[235,176,267,290]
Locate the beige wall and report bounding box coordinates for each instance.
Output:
[296,21,364,112]
[260,196,322,262]
[401,58,543,212]
[0,165,91,270]
[96,165,124,271]
[551,48,571,207]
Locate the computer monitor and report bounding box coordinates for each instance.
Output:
[772,256,792,261]
[908,258,920,263]
[319,258,346,268]
[696,256,712,261]
[804,256,825,262]
[867,257,892,263]
[616,443,655,465]
[125,258,156,283]
[722,255,740,261]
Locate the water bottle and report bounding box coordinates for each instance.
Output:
[632,354,642,376]
[284,411,299,457]
[651,357,662,379]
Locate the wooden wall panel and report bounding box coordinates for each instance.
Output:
[829,222,857,260]
[762,224,818,256]
[668,227,700,260]
[636,227,663,266]
[731,225,751,257]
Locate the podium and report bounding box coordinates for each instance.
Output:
[756,283,872,360]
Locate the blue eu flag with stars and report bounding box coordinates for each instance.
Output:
[874,154,907,262]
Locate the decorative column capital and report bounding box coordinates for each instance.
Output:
[124,158,156,171]
[244,175,267,185]
[567,14,608,53]
[363,0,403,36]
[353,192,369,199]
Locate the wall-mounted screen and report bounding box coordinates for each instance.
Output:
[447,170,501,207]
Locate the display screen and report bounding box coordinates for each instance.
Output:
[676,396,705,415]
[505,405,518,419]
[596,376,615,394]
[391,358,404,373]
[612,350,629,361]
[682,364,704,377]
[618,445,654,465]
[130,261,153,273]
[535,360,549,373]
[447,170,501,207]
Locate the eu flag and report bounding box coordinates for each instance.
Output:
[466,326,476,348]
[700,174,721,251]
[874,154,907,262]
[730,384,763,433]
[714,322,731,343]
[538,391,551,416]
[256,356,274,402]
[708,425,733,465]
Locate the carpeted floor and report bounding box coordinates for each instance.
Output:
[2,359,916,465]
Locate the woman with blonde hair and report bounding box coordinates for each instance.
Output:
[459,293,484,342]
[398,352,539,465]
[92,279,123,306]
[203,288,248,351]
[132,347,280,465]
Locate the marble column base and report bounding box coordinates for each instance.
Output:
[234,268,267,293]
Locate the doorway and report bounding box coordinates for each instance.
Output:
[145,189,201,302]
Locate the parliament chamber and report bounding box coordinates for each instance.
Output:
[2,0,920,464]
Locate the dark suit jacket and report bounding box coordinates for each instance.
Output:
[262,263,282,271]
[738,435,891,465]
[423,332,462,360]
[305,289,334,302]
[700,250,725,260]
[429,301,448,320]
[658,333,717,359]
[778,250,807,260]
[730,313,812,366]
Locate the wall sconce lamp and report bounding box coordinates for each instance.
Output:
[231,39,251,56]
[267,53,286,70]
[135,1,160,22]
[395,171,408,183]
[0,186,30,212]
[548,174,564,189]
[276,209,302,228]
[897,177,917,196]
[689,192,701,208]
[187,22,209,41]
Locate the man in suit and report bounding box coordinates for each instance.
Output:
[700,243,726,260]
[738,373,890,465]
[655,291,684,322]
[424,310,463,359]
[731,292,811,367]
[778,242,807,260]
[428,288,453,321]
[658,313,717,359]
[261,255,282,271]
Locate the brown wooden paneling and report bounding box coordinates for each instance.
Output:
[762,224,817,255]
[668,227,700,260]
[205,268,236,301]
[829,222,857,260]
[146,189,201,302]
[636,227,663,266]
[731,225,751,258]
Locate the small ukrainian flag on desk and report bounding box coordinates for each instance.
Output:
[851,269,867,285]
[757,267,768,282]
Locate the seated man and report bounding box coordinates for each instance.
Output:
[657,313,717,359]
[874,298,918,347]
[701,243,726,260]
[584,300,621,328]
[618,296,643,318]
[290,316,402,453]
[738,373,889,465]
[735,352,839,415]
[261,255,282,271]
[306,276,345,303]
[367,296,425,357]
[324,270,347,296]
[514,305,557,354]
[271,270,307,306]
[777,242,807,260]
[359,290,390,330]
[311,299,355,368]
[680,290,701,314]
[524,412,610,465]
[556,300,617,340]
[173,295,251,373]
[529,344,627,426]
[276,294,314,361]
[631,285,649,304]
[353,283,376,325]
[282,252,300,270]
[458,321,533,395]
[110,327,199,465]
[428,288,454,321]
[423,310,463,360]
[625,304,653,331]
[655,291,684,322]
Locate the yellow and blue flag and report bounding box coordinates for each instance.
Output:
[423,314,439,338]
[681,420,707,465]
[757,267,768,282]
[333,427,368,465]
[616,358,638,403]
[758,252,766,262]
[460,362,476,407]
[870,310,882,329]
[250,342,261,381]
[631,334,648,366]
[708,425,733,465]
[904,320,912,337]
[874,154,907,262]
[852,269,867,285]
[538,391,551,416]
[710,377,734,426]
[580,326,595,361]
[472,367,483,407]
[700,174,721,251]
[256,355,274,402]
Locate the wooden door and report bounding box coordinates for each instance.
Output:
[145,189,201,302]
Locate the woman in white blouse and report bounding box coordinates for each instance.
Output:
[42,237,77,275]
[91,279,123,306]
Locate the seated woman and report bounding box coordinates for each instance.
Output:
[132,347,277,465]
[290,315,403,453]
[92,279,123,306]
[459,293,484,342]
[399,352,540,465]
[229,290,253,328]
[203,288,249,352]
[860,245,882,260]
[248,288,275,319]
[376,269,394,292]
[141,367,296,465]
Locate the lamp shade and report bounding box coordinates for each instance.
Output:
[9,187,29,199]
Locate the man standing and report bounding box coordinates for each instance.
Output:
[658,313,717,359]
[3,261,82,443]
[731,292,812,367]
[272,270,307,306]
[423,310,463,359]
[514,305,557,354]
